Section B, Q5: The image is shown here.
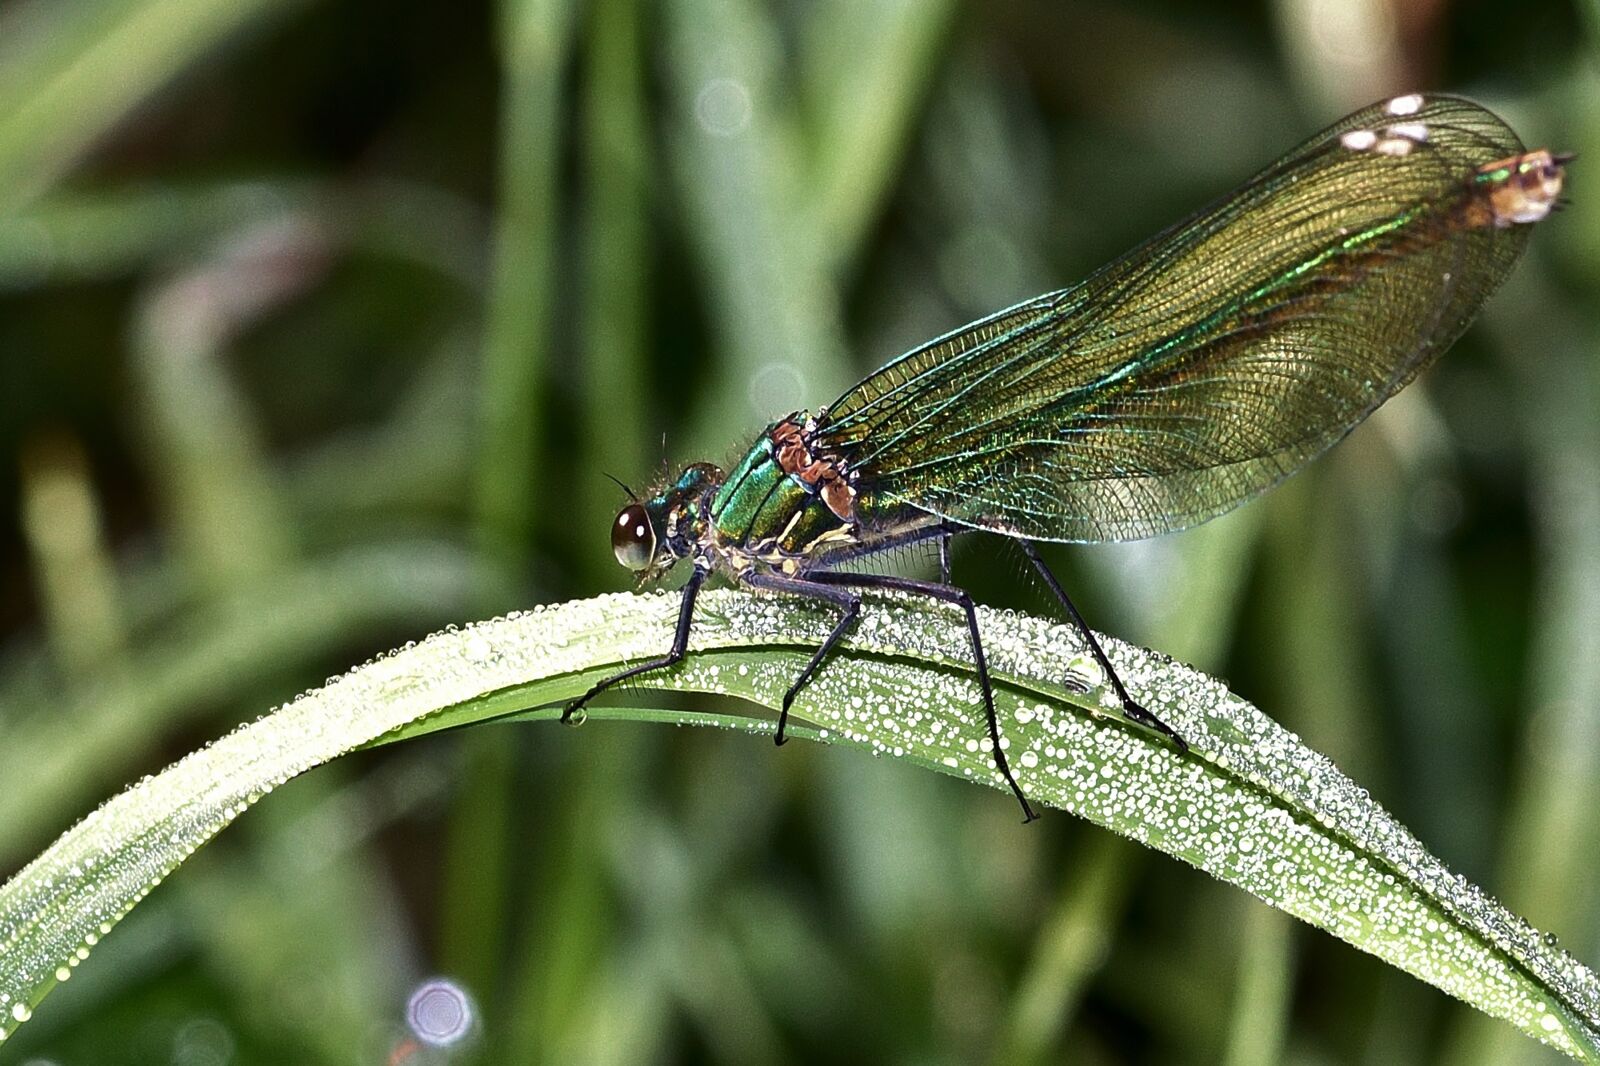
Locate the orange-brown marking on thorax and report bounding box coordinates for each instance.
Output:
[771,418,857,522]
[1467,149,1565,229]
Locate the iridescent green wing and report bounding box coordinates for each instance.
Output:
[818,95,1548,542]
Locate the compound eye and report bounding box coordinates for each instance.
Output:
[611,503,656,571]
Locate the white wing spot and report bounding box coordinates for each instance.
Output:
[1387,93,1424,116]
[617,514,630,527]
[635,524,647,538]
[1340,129,1377,151]
[1386,122,1429,142]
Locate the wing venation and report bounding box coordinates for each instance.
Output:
[818,96,1537,542]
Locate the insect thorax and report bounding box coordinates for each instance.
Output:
[706,415,861,569]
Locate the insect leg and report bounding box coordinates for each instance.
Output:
[1016,540,1188,753]
[741,570,860,746]
[806,570,1038,823]
[563,561,710,722]
[938,530,953,585]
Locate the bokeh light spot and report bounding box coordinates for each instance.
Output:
[695,78,752,137]
[406,978,474,1048]
[172,1017,235,1066]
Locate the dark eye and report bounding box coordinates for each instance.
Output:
[611,503,656,571]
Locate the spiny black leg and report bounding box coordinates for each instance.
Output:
[564,562,709,722]
[743,570,860,746]
[1016,540,1188,754]
[807,570,1038,822]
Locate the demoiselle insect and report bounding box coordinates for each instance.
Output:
[566,94,1568,821]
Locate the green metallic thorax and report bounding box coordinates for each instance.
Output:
[710,421,850,559]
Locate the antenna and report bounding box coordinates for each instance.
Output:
[602,472,638,501]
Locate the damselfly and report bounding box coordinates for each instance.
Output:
[567,94,1568,821]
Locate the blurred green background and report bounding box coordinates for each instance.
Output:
[1,0,1597,1062]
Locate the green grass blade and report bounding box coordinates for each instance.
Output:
[473,0,577,572]
[993,831,1139,1065]
[0,542,477,866]
[577,0,651,541]
[663,0,853,434]
[131,251,298,590]
[0,181,486,291]
[1,591,1598,1057]
[799,0,957,275]
[1221,901,1295,1066]
[18,435,127,675]
[0,0,315,209]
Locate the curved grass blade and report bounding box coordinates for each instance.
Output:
[0,590,1597,1057]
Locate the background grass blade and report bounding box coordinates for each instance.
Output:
[0,0,315,210]
[473,0,577,575]
[1,592,1597,1058]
